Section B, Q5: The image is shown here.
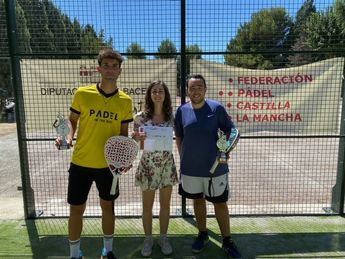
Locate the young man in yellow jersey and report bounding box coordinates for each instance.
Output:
[56,48,133,259]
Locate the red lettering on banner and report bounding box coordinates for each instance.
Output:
[238,89,274,98]
[228,73,312,127]
[236,114,250,122]
[236,101,291,110]
[237,74,313,85]
[253,113,302,122]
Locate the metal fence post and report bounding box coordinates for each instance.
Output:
[5,0,36,218]
[331,62,345,215]
[180,0,188,217]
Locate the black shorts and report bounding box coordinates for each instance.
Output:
[68,163,119,205]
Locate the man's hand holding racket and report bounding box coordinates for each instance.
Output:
[209,128,240,174]
[104,136,139,194]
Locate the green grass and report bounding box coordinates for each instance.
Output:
[0,216,345,258]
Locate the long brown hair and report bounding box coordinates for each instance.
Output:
[144,80,172,121]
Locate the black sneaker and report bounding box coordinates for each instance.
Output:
[192,231,209,253]
[100,248,117,259]
[222,238,241,258]
[71,250,83,259]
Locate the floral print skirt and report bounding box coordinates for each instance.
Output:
[135,151,178,191]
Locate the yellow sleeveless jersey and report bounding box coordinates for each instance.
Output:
[70,84,133,168]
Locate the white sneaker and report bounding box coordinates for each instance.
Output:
[141,236,153,257]
[158,235,173,255]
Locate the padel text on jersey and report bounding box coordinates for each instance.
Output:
[89,109,119,120]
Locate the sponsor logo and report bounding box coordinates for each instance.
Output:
[89,109,118,121]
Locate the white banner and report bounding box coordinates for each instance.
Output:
[190,58,344,134]
[20,59,177,132]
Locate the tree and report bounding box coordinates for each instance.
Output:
[0,1,31,54]
[17,0,55,53]
[0,2,31,100]
[80,25,98,54]
[62,15,79,53]
[224,8,293,69]
[16,3,32,54]
[98,29,113,49]
[72,18,82,52]
[0,0,113,100]
[156,39,177,59]
[288,0,316,66]
[43,0,67,53]
[0,1,8,56]
[80,25,111,54]
[334,0,345,42]
[0,59,11,99]
[305,8,343,59]
[293,0,316,40]
[126,42,146,59]
[186,44,202,59]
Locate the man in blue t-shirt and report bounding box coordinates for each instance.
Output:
[175,74,241,258]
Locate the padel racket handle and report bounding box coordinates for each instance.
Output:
[210,159,219,174]
[110,173,120,195]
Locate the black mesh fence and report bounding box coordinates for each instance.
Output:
[2,0,345,218]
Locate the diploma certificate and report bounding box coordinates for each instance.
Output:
[143,126,173,152]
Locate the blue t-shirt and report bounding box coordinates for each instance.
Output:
[174,99,235,177]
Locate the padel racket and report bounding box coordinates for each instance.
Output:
[209,128,240,174]
[104,136,139,195]
[227,127,240,153]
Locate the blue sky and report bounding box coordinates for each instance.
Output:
[52,0,334,62]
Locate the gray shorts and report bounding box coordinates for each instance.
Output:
[178,174,229,203]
